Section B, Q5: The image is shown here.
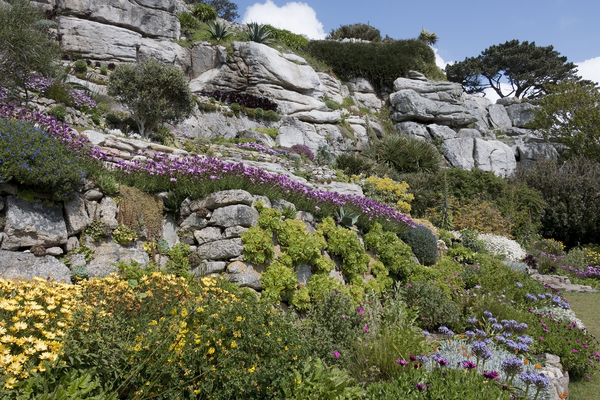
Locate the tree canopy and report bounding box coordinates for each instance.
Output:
[184,0,239,21]
[107,59,194,138]
[527,79,600,160]
[327,23,382,43]
[445,40,579,99]
[0,0,61,102]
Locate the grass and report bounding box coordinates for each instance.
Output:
[563,291,600,399]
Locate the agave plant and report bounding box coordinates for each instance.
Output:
[246,22,273,44]
[336,207,360,229]
[206,20,231,42]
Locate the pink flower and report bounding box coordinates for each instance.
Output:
[333,351,340,358]
[573,349,579,353]
[170,177,177,182]
[358,307,364,315]
[365,326,369,333]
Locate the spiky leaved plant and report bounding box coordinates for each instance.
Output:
[206,20,231,42]
[246,22,273,44]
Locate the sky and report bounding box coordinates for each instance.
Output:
[236,0,600,100]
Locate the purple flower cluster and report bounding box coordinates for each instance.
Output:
[0,102,416,230]
[24,73,54,94]
[289,144,314,161]
[505,339,528,353]
[519,371,551,389]
[471,341,492,360]
[68,89,97,110]
[501,357,524,375]
[430,353,449,366]
[235,142,277,155]
[482,370,499,380]
[438,326,454,336]
[562,265,600,279]
[525,293,538,302]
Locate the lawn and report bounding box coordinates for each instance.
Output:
[563,291,600,399]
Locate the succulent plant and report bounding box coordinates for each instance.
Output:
[156,238,170,255]
[30,244,46,257]
[335,207,359,229]
[70,265,89,282]
[196,207,209,219]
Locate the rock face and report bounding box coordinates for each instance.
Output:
[225,261,264,290]
[0,251,71,283]
[390,89,478,126]
[209,205,259,228]
[2,196,68,250]
[196,238,244,260]
[64,193,91,236]
[85,239,149,278]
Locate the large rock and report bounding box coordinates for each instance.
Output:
[442,138,475,170]
[209,205,259,228]
[233,42,322,93]
[85,239,149,278]
[190,42,227,78]
[0,251,71,283]
[316,182,364,197]
[473,139,517,177]
[194,227,223,245]
[196,238,244,260]
[64,193,90,236]
[138,38,189,68]
[427,124,457,140]
[294,110,341,124]
[162,215,179,247]
[393,77,464,98]
[318,72,344,104]
[488,104,512,130]
[516,142,559,164]
[201,190,254,210]
[348,77,375,93]
[2,196,68,250]
[352,92,383,112]
[98,196,118,230]
[390,89,478,126]
[58,17,141,62]
[225,261,264,290]
[276,117,328,154]
[505,102,538,128]
[59,0,180,39]
[396,121,431,140]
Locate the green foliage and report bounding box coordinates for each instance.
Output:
[315,144,335,166]
[400,280,461,331]
[263,109,280,121]
[260,261,298,303]
[94,173,119,196]
[242,225,274,265]
[515,157,600,246]
[364,223,420,280]
[362,134,442,174]
[85,220,108,242]
[318,217,370,277]
[5,369,116,400]
[70,265,89,283]
[205,20,232,42]
[302,290,364,364]
[418,28,438,46]
[527,80,600,160]
[282,205,297,220]
[282,358,364,400]
[266,25,309,50]
[48,105,67,121]
[459,229,485,253]
[45,83,71,104]
[328,23,382,42]
[192,3,217,21]
[400,225,438,266]
[112,223,138,246]
[100,66,108,75]
[335,206,360,228]
[0,0,61,102]
[446,39,580,99]
[73,60,88,74]
[246,22,273,44]
[306,39,441,90]
[165,243,192,277]
[107,59,194,138]
[185,0,239,21]
[365,367,512,399]
[178,12,199,33]
[279,219,326,266]
[0,119,85,199]
[323,95,341,110]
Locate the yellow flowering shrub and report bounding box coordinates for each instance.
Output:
[362,175,414,214]
[0,278,83,389]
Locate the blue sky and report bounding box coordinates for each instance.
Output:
[235,0,600,89]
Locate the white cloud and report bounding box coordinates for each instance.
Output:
[483,84,514,104]
[576,56,600,85]
[242,0,326,40]
[433,48,451,70]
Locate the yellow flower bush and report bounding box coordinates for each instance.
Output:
[0,277,83,389]
[362,175,414,214]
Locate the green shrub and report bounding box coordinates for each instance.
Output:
[400,224,438,266]
[48,105,67,121]
[0,119,85,198]
[516,157,600,246]
[318,217,370,277]
[328,23,382,42]
[112,223,137,246]
[362,134,442,174]
[302,290,364,364]
[263,109,280,121]
[73,60,87,74]
[45,83,71,104]
[260,261,298,303]
[266,25,309,50]
[399,280,461,331]
[335,153,373,176]
[100,66,108,75]
[94,173,119,196]
[165,243,192,277]
[246,22,273,44]
[459,229,485,253]
[192,3,217,22]
[306,39,440,89]
[242,225,274,265]
[364,223,420,281]
[178,12,199,32]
